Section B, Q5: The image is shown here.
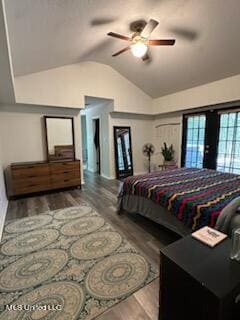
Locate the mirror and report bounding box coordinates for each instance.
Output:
[114,126,133,179]
[44,116,75,161]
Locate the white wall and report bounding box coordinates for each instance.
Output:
[14,62,152,114]
[0,0,15,104]
[109,114,154,176]
[15,62,240,117]
[153,74,240,115]
[152,113,182,167]
[0,104,83,179]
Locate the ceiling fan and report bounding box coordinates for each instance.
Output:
[107,19,176,61]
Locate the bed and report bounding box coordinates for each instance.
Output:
[118,167,240,236]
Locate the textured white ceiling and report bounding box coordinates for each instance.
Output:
[4,0,240,98]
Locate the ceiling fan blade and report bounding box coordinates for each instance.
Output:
[107,32,131,41]
[142,51,152,64]
[142,53,150,61]
[149,39,176,46]
[141,19,159,38]
[112,46,131,57]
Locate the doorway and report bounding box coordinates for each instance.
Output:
[93,118,101,175]
[81,96,114,179]
[182,108,240,174]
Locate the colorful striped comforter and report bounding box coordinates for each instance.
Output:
[121,168,240,230]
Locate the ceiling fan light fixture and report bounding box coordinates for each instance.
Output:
[107,18,176,59]
[130,42,148,58]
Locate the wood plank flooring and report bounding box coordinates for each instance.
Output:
[6,171,179,320]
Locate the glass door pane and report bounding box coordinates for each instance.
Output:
[114,126,133,179]
[217,111,240,174]
[117,137,124,170]
[185,115,206,168]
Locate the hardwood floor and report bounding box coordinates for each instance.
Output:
[6,171,179,320]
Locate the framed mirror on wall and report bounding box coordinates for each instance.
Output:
[44,116,75,161]
[113,126,133,179]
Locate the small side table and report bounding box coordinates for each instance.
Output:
[159,235,240,320]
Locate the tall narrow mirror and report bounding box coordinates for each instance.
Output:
[114,126,133,179]
[44,116,75,161]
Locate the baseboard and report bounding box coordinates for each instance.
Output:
[101,172,146,179]
[0,200,8,241]
[134,171,147,176]
[101,174,115,180]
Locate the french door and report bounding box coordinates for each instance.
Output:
[216,111,240,174]
[182,114,206,168]
[182,109,240,173]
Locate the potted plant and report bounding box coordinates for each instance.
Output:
[161,142,175,165]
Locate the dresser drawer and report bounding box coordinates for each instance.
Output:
[14,176,50,188]
[51,171,80,183]
[12,164,50,180]
[50,161,80,174]
[52,178,81,190]
[13,181,51,195]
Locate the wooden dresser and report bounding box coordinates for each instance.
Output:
[6,160,81,198]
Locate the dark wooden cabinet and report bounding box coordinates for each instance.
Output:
[159,236,240,320]
[6,160,81,198]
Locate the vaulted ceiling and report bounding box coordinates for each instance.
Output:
[4,0,240,98]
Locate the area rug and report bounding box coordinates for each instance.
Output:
[0,205,158,319]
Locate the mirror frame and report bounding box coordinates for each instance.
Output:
[113,126,133,179]
[44,116,75,162]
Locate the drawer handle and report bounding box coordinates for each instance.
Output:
[64,179,69,182]
[28,175,36,178]
[29,184,37,187]
[27,166,35,169]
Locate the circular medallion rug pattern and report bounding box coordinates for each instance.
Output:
[0,249,68,291]
[1,229,59,256]
[5,215,52,233]
[54,205,92,220]
[61,216,105,236]
[70,231,122,260]
[0,205,158,320]
[0,281,85,320]
[85,253,150,299]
